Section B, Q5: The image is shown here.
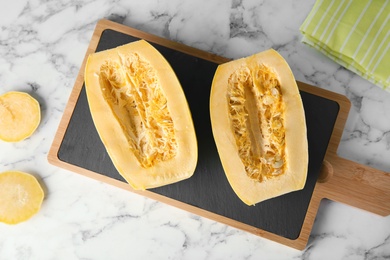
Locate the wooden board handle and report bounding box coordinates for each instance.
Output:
[318,154,390,216]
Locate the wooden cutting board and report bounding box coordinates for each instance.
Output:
[48,19,390,250]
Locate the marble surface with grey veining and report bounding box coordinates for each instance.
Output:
[1,0,389,259]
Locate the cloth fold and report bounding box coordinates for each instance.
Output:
[300,0,390,92]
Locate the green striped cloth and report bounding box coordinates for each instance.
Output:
[300,0,390,92]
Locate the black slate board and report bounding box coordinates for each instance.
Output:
[58,29,340,239]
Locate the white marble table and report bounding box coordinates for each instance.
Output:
[1,0,389,259]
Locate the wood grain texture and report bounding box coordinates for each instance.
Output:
[48,19,390,250]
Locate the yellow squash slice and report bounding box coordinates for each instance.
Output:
[0,171,44,224]
[210,49,308,205]
[0,91,40,142]
[85,40,197,190]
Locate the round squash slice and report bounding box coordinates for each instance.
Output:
[0,171,44,224]
[210,49,308,205]
[0,91,40,142]
[85,40,197,190]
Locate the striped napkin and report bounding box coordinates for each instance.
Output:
[300,0,390,92]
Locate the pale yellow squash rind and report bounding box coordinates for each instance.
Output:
[85,40,197,190]
[0,91,40,142]
[210,49,308,205]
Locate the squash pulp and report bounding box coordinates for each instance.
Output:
[85,40,197,190]
[210,49,308,205]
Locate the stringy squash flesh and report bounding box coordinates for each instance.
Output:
[227,64,286,182]
[98,53,177,169]
[210,49,308,205]
[85,40,197,190]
